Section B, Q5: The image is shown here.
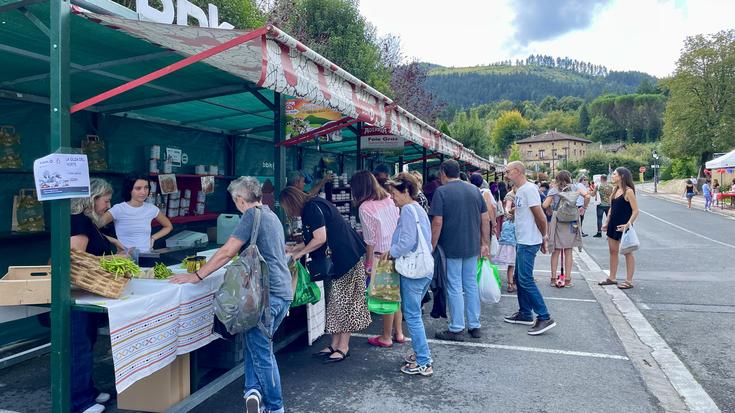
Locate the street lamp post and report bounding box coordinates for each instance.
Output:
[653,150,660,193]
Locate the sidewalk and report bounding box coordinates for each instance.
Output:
[639,182,735,219]
[0,256,673,413]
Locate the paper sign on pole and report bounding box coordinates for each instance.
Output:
[33,153,91,201]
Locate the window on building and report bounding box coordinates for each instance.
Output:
[552,149,558,158]
[574,149,577,156]
[527,151,532,158]
[539,150,545,159]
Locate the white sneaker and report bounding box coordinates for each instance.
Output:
[244,389,263,413]
[81,404,105,413]
[95,393,111,404]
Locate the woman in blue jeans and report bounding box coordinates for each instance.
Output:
[384,173,434,376]
[172,177,292,413]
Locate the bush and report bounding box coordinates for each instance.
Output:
[669,157,698,179]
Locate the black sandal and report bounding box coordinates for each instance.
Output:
[312,345,335,357]
[598,278,617,286]
[323,349,349,363]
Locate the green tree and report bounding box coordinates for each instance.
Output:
[661,30,735,168]
[558,96,584,111]
[533,110,579,135]
[540,95,559,112]
[268,0,393,95]
[588,116,618,142]
[578,104,590,134]
[508,143,522,161]
[448,110,491,157]
[491,110,530,153]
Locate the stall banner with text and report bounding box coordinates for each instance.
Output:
[285,99,344,142]
[360,125,404,155]
[33,153,90,201]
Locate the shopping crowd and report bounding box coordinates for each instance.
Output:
[68,160,640,413]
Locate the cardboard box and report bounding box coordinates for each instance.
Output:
[0,265,51,306]
[117,354,190,412]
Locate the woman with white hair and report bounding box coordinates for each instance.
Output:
[69,178,124,413]
[171,177,292,413]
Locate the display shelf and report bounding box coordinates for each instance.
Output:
[0,230,50,241]
[331,199,352,204]
[90,170,132,176]
[149,173,234,179]
[152,212,219,227]
[0,168,32,174]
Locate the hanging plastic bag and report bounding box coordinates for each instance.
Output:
[81,134,108,170]
[367,257,401,302]
[367,296,399,314]
[490,234,500,258]
[476,257,501,304]
[620,225,640,255]
[0,125,22,168]
[291,260,321,307]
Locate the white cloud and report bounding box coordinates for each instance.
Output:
[359,0,735,77]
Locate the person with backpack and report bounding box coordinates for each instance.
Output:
[542,171,589,287]
[171,177,293,413]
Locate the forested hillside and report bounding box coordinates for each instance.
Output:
[425,62,656,108]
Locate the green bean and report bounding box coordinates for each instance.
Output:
[100,256,141,278]
[153,262,173,279]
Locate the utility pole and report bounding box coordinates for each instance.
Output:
[653,150,660,193]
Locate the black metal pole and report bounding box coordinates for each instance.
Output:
[273,92,286,218]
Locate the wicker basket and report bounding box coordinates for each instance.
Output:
[70,250,130,299]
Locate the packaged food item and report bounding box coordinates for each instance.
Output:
[0,125,22,169]
[81,135,107,170]
[11,189,44,232]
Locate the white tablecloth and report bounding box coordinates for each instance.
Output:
[74,268,225,393]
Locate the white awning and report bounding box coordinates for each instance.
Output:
[705,149,735,169]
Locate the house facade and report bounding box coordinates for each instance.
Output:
[516,131,592,173]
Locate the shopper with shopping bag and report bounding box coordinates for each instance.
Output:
[598,167,640,290]
[385,173,435,376]
[477,257,501,304]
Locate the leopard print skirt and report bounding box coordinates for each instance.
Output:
[325,258,372,334]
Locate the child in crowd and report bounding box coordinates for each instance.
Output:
[495,209,517,293]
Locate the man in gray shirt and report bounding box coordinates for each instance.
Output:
[430,160,490,341]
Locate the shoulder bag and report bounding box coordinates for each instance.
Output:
[395,204,434,279]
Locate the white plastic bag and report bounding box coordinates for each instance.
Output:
[490,234,500,258]
[620,225,640,255]
[476,257,501,304]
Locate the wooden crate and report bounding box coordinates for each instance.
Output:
[0,266,52,306]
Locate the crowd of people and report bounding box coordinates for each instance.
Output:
[67,160,642,413]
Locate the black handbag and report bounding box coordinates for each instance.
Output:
[306,251,333,282]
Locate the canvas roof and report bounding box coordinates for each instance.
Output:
[0,1,496,170]
[706,149,735,169]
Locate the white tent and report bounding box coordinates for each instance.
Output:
[706,149,735,169]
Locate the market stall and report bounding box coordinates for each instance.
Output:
[0,1,499,411]
[705,150,735,208]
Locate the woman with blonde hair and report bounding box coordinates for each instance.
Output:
[280,186,369,363]
[69,178,124,413]
[350,170,402,348]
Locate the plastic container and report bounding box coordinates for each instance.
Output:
[209,165,218,175]
[195,165,206,175]
[150,145,161,159]
[149,159,159,174]
[217,214,240,244]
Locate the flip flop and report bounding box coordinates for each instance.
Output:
[598,278,617,286]
[312,345,335,357]
[618,281,634,289]
[368,336,393,348]
[323,349,349,363]
[393,335,406,344]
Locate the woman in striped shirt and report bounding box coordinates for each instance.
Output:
[351,170,402,347]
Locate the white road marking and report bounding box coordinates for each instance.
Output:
[501,294,597,303]
[639,208,735,249]
[352,333,629,361]
[576,249,721,412]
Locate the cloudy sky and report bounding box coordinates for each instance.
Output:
[359,0,735,77]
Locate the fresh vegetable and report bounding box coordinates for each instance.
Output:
[99,256,141,278]
[153,262,173,279]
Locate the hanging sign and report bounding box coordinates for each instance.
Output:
[135,0,234,29]
[33,153,91,201]
[285,99,344,142]
[360,125,404,150]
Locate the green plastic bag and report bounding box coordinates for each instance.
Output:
[476,257,502,304]
[367,296,399,314]
[291,261,321,307]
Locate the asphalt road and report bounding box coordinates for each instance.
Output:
[581,191,735,412]
[4,190,732,412]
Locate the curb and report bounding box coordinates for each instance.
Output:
[575,249,720,413]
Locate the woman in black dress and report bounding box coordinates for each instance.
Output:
[280,187,369,363]
[598,167,639,290]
